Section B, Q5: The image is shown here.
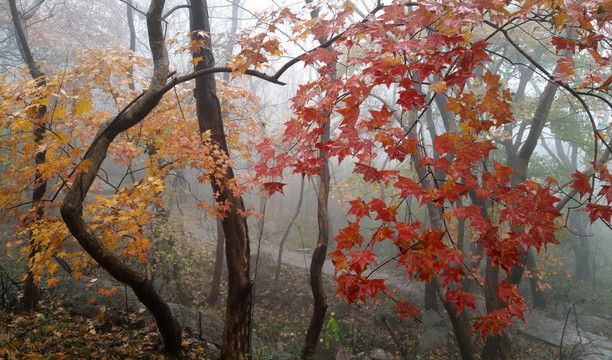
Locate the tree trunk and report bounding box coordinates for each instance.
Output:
[403,109,475,359]
[126,0,137,91]
[483,65,559,359]
[206,217,225,305]
[301,2,333,357]
[301,116,330,359]
[8,0,47,312]
[275,176,305,280]
[207,0,239,307]
[190,1,252,358]
[570,212,590,281]
[61,1,183,356]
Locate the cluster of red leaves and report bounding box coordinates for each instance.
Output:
[253,0,611,338]
[571,162,612,225]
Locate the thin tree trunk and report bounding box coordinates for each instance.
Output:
[190,1,252,358]
[301,1,333,357]
[207,0,240,306]
[301,117,330,359]
[275,176,305,280]
[206,217,225,305]
[404,108,475,359]
[126,0,137,91]
[9,0,47,312]
[570,212,591,281]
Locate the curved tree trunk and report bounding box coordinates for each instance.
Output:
[301,115,330,359]
[60,1,182,356]
[190,1,252,358]
[301,2,333,357]
[8,0,47,312]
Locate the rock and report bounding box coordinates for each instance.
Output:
[419,309,443,329]
[417,326,448,353]
[54,277,141,319]
[369,333,388,348]
[276,352,293,360]
[205,341,218,353]
[579,314,612,337]
[356,351,370,360]
[515,309,612,360]
[336,346,356,360]
[369,347,394,360]
[539,349,554,359]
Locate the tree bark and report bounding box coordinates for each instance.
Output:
[206,217,225,305]
[301,114,330,359]
[190,1,252,358]
[126,0,137,91]
[301,2,333,357]
[207,0,240,306]
[8,0,47,312]
[60,1,182,356]
[570,211,590,280]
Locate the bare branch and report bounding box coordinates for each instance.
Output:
[162,4,191,20]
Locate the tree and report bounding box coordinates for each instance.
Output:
[275,175,305,281]
[206,0,242,307]
[7,0,47,311]
[189,0,253,358]
[254,0,612,358]
[2,0,611,359]
[59,1,184,355]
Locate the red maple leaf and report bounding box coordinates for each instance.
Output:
[329,249,347,274]
[394,175,423,199]
[569,170,593,198]
[582,203,612,223]
[301,47,337,66]
[393,300,421,321]
[445,289,477,316]
[367,198,397,222]
[262,182,286,195]
[348,250,377,274]
[333,222,364,251]
[366,104,395,129]
[347,198,370,222]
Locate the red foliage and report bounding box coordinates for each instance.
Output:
[252,0,611,338]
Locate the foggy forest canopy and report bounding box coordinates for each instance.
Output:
[1,0,612,359]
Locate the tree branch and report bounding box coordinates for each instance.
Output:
[484,20,612,160]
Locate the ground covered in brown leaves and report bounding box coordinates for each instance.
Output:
[0,246,561,360]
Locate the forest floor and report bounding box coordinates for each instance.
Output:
[0,254,563,360]
[0,221,567,360]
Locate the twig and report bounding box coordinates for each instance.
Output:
[381,314,408,358]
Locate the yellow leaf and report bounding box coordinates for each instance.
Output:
[39,97,51,106]
[429,81,447,93]
[76,159,93,173]
[201,130,211,142]
[53,104,67,119]
[192,56,203,66]
[74,98,93,116]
